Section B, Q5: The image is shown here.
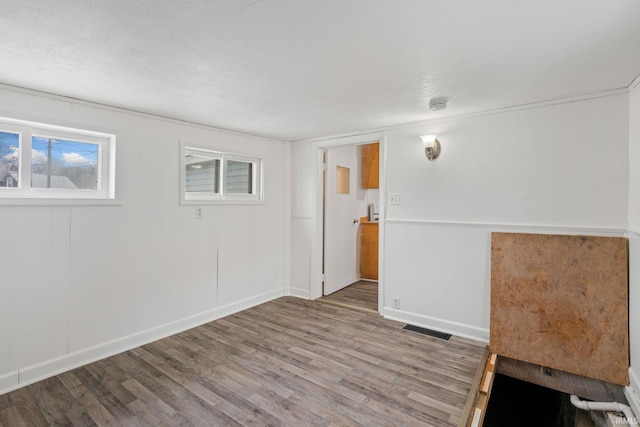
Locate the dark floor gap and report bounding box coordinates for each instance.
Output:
[484,374,600,427]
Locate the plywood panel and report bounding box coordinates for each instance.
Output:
[490,232,628,385]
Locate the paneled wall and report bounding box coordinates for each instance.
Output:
[381,93,629,340]
[291,92,629,341]
[0,86,291,393]
[628,82,640,404]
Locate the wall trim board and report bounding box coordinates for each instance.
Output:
[0,288,284,396]
[627,228,640,237]
[381,307,489,343]
[0,371,19,396]
[385,218,626,237]
[627,368,640,417]
[311,130,386,146]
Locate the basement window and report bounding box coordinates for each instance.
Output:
[0,119,116,201]
[180,142,262,204]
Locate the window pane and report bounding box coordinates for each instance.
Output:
[31,136,99,190]
[336,166,349,194]
[0,131,20,188]
[185,154,220,193]
[225,160,253,194]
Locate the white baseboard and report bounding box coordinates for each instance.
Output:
[289,286,311,299]
[627,368,640,418]
[0,371,19,395]
[382,307,489,343]
[1,288,283,396]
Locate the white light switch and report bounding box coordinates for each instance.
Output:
[389,193,401,205]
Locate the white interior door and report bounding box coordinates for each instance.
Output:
[324,147,359,295]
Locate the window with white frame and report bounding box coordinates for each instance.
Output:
[0,119,115,200]
[180,143,262,203]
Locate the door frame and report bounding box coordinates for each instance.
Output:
[310,131,386,313]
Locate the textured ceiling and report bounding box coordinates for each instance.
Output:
[1,1,639,141]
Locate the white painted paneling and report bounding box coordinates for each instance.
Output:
[385,94,629,228]
[10,208,54,369]
[630,85,640,230]
[50,207,71,359]
[0,86,289,394]
[290,141,313,299]
[0,208,13,375]
[67,207,98,353]
[381,94,629,340]
[0,90,74,125]
[217,206,251,306]
[291,218,311,298]
[282,143,292,295]
[92,206,134,344]
[291,141,313,217]
[172,205,219,318]
[629,83,640,399]
[384,222,491,335]
[248,205,285,295]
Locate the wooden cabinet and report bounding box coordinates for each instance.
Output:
[361,143,379,189]
[360,218,378,280]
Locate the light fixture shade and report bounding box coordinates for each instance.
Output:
[420,134,437,147]
[420,134,441,161]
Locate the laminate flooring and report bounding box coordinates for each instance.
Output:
[320,280,378,312]
[0,297,485,426]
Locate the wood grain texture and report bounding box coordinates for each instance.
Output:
[496,356,627,403]
[0,297,484,426]
[360,142,379,189]
[320,280,378,312]
[360,220,379,280]
[490,232,629,385]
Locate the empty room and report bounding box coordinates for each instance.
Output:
[1,1,640,426]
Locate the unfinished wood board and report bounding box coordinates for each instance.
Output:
[496,356,627,403]
[490,232,628,385]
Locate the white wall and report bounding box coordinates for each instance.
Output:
[0,86,291,394]
[290,140,314,298]
[628,82,640,409]
[381,94,629,340]
[291,93,630,342]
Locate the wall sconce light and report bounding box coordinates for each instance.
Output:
[420,134,441,161]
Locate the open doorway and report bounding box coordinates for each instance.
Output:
[319,141,381,312]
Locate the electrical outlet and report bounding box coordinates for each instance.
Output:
[389,193,401,205]
[195,206,203,219]
[393,297,400,309]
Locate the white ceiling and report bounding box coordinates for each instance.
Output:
[1,1,639,141]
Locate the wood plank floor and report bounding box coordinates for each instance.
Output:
[320,280,378,312]
[0,297,485,426]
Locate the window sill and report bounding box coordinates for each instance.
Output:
[180,199,266,206]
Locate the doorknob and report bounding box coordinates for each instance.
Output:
[353,218,360,224]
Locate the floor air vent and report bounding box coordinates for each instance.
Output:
[403,324,451,340]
